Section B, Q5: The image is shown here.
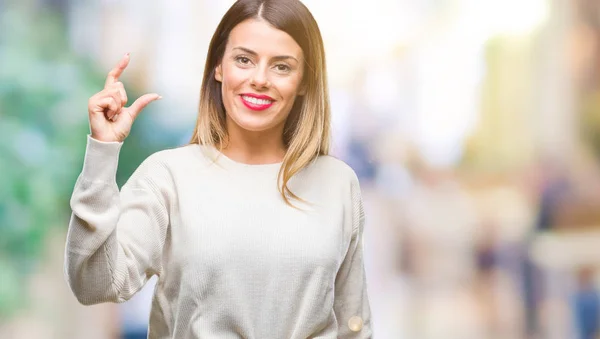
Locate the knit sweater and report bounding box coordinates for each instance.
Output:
[64,136,373,339]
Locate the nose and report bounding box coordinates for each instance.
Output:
[250,66,270,89]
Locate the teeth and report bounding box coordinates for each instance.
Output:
[242,96,272,105]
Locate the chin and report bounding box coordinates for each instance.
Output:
[231,113,281,133]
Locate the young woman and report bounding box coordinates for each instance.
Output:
[65,0,372,337]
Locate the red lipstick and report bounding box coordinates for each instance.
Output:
[240,93,275,111]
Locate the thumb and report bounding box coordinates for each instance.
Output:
[126,93,162,120]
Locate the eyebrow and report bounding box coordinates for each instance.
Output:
[232,46,299,63]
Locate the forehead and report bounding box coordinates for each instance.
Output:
[227,19,303,59]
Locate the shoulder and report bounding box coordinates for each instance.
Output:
[135,143,210,174]
[128,144,203,186]
[314,155,364,201]
[124,144,205,204]
[295,155,362,199]
[310,155,365,230]
[309,154,361,186]
[144,143,201,165]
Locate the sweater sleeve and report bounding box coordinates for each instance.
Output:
[334,175,373,338]
[64,136,170,305]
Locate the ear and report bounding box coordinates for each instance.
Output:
[298,82,307,96]
[215,64,223,82]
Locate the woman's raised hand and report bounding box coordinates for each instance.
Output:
[88,53,161,142]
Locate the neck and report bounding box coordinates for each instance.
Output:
[220,118,287,165]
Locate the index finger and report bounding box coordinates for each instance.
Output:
[105,53,130,88]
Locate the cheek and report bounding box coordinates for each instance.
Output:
[222,66,247,93]
[276,77,303,100]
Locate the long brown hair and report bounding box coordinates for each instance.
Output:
[189,0,331,207]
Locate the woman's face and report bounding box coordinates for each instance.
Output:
[215,18,305,135]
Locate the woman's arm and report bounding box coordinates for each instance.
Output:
[334,175,373,338]
[64,136,170,305]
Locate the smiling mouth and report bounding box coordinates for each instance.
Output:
[240,95,275,111]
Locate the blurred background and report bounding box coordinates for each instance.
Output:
[3,0,600,338]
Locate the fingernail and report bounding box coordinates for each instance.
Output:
[157,95,163,100]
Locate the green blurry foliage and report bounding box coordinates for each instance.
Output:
[0,4,168,319]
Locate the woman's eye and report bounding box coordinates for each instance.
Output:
[275,64,291,72]
[236,56,251,64]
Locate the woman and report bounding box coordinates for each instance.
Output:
[65,0,372,338]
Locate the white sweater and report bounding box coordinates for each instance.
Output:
[64,136,373,339]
